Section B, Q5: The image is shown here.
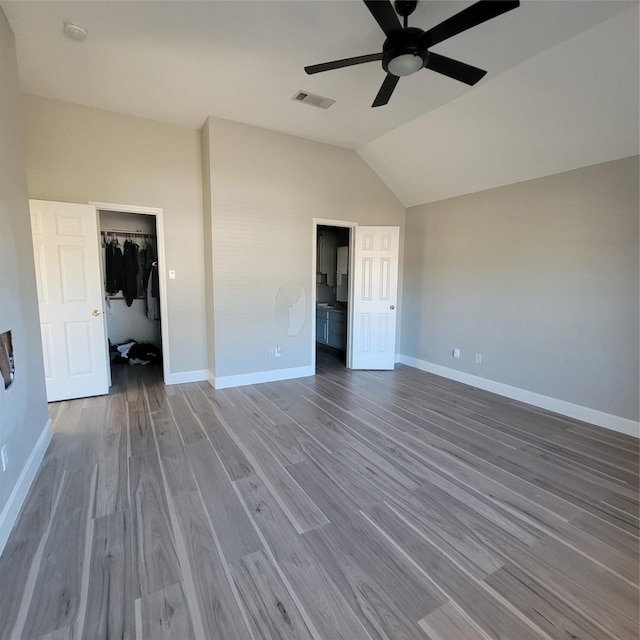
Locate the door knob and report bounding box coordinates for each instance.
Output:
[92,309,101,317]
[390,305,395,310]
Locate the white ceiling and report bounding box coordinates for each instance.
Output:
[3,0,639,206]
[359,3,640,205]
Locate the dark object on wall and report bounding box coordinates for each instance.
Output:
[0,330,15,390]
[304,0,519,106]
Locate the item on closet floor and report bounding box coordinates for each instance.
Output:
[104,238,125,295]
[123,240,140,306]
[128,342,161,365]
[110,339,161,365]
[116,341,136,359]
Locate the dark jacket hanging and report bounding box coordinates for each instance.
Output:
[142,240,156,293]
[123,240,139,306]
[105,242,125,295]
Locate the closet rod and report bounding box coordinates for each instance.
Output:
[101,229,154,238]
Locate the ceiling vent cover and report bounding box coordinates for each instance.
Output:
[292,91,335,109]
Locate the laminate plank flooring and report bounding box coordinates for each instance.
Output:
[230,550,314,640]
[82,510,136,639]
[419,602,489,640]
[138,581,195,640]
[0,359,638,639]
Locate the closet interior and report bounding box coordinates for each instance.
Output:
[99,210,162,370]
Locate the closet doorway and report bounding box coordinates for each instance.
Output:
[93,202,169,386]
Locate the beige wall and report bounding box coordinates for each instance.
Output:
[0,9,50,546]
[200,119,216,377]
[401,156,640,422]
[24,95,206,375]
[205,117,406,379]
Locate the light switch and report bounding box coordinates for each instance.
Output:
[169,270,176,280]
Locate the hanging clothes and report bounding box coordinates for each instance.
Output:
[105,241,125,295]
[136,247,144,298]
[142,240,156,294]
[146,263,160,320]
[122,240,139,306]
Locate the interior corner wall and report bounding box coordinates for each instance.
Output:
[205,117,406,380]
[0,8,50,551]
[401,156,640,425]
[23,95,207,376]
[200,119,215,379]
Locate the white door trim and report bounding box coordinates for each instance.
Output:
[90,201,170,384]
[312,218,358,371]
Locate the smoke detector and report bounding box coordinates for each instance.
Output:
[63,21,87,42]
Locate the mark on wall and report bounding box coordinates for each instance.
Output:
[0,330,15,390]
[275,283,306,337]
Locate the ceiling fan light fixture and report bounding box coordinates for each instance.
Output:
[304,0,520,106]
[387,53,423,77]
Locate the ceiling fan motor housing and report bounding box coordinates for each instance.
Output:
[394,0,418,18]
[382,27,428,76]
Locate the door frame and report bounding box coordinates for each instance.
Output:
[312,218,358,371]
[91,201,170,384]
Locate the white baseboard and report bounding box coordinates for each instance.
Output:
[399,355,639,438]
[0,418,53,555]
[211,365,315,390]
[164,369,208,385]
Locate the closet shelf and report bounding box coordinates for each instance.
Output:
[107,296,146,300]
[101,229,155,238]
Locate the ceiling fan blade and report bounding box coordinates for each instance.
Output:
[305,52,383,75]
[422,0,520,48]
[363,0,402,36]
[425,52,487,85]
[372,73,400,107]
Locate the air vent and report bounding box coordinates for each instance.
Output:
[292,91,335,110]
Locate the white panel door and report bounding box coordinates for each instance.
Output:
[350,226,399,370]
[30,199,109,401]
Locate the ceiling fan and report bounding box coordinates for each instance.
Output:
[305,0,520,107]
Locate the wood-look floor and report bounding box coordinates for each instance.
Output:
[1,349,638,640]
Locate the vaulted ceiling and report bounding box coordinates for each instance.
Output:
[3,1,639,206]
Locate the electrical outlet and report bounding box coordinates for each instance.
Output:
[1,445,7,472]
[452,348,461,359]
[275,346,282,358]
[475,353,482,364]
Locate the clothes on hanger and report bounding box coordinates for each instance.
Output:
[136,247,144,297]
[123,240,139,306]
[104,239,125,295]
[103,231,159,320]
[141,240,156,294]
[146,262,160,320]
